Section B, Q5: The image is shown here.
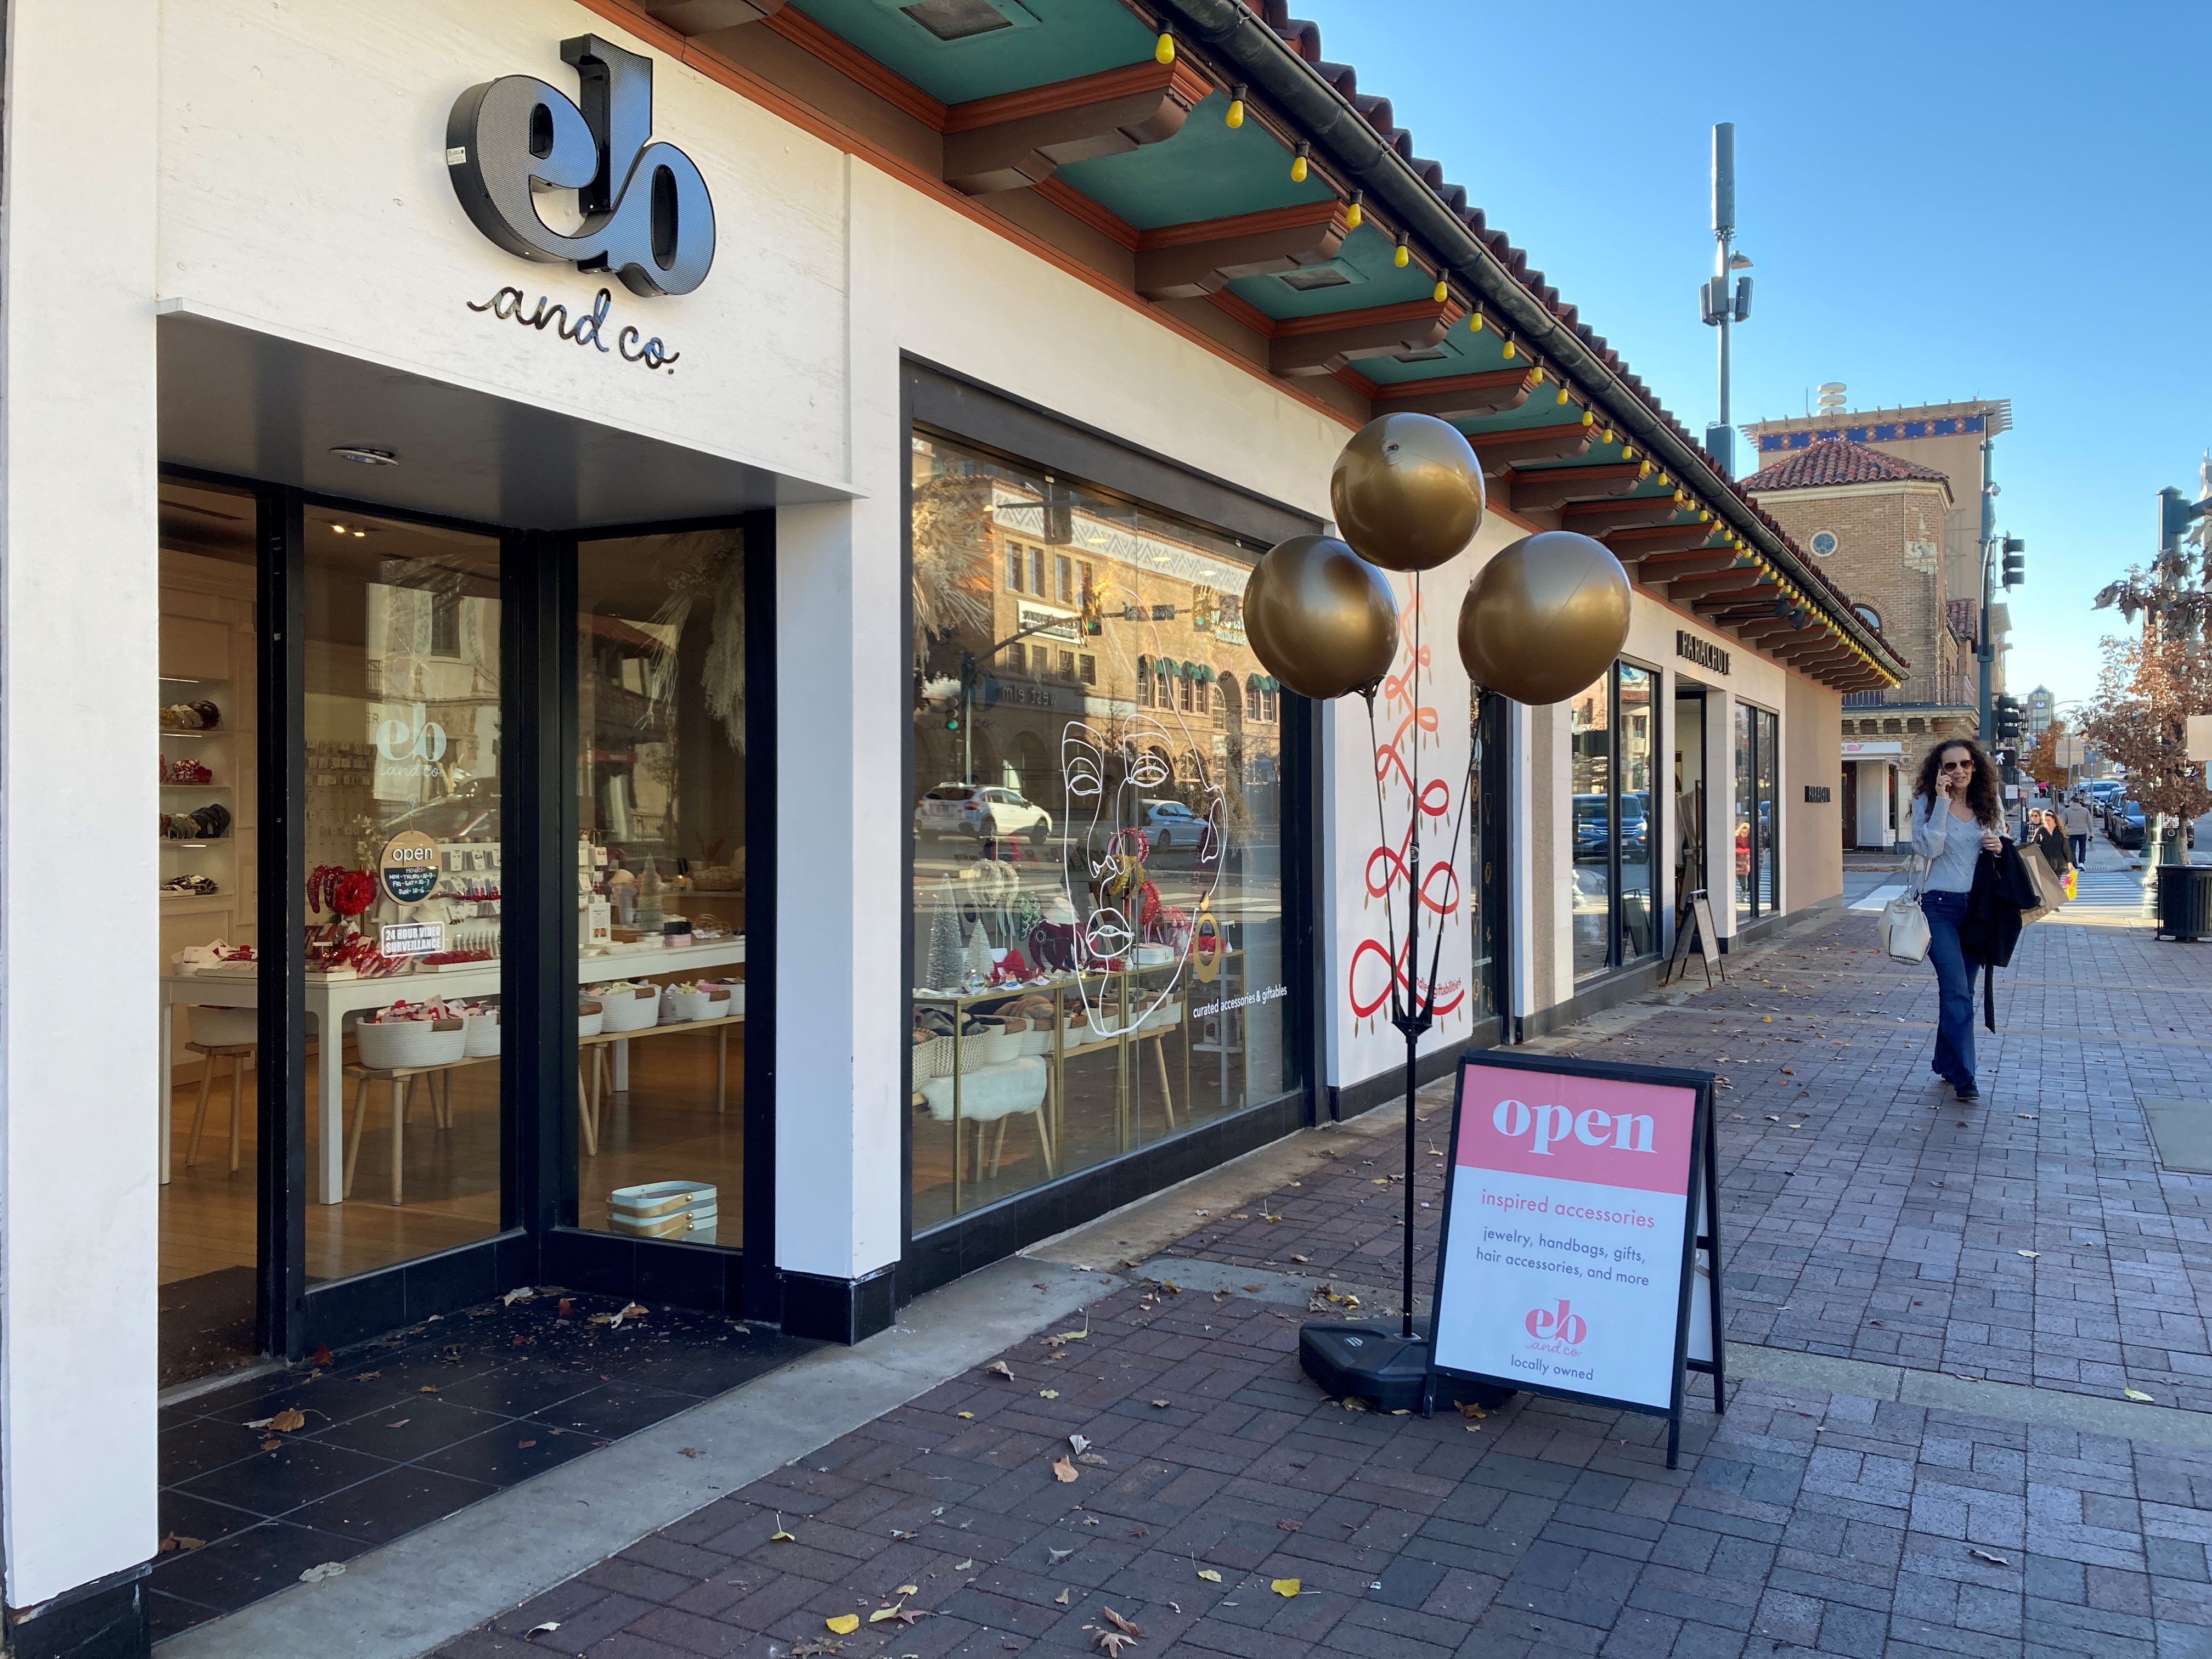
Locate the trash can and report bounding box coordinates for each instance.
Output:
[2155,865,2212,942]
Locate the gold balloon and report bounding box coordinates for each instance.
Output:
[1243,534,1402,701]
[1458,531,1632,704]
[1330,412,1486,572]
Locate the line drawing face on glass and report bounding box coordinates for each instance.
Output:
[1058,706,1222,1037]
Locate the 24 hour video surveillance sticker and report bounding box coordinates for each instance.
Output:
[1429,1052,1721,1435]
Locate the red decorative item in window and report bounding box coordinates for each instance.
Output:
[332,870,376,918]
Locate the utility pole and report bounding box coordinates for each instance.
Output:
[1700,123,1753,477]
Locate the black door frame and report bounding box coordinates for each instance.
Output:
[162,466,776,1361]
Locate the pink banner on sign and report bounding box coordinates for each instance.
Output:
[1454,1059,1696,1197]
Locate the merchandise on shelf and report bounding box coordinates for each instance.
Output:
[162,874,220,896]
[162,802,232,840]
[160,755,214,785]
[158,700,222,731]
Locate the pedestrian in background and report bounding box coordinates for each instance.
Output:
[1911,737,2005,1103]
[2061,796,2092,866]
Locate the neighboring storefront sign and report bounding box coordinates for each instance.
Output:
[1841,740,1903,758]
[1429,1051,1724,1466]
[447,34,715,297]
[1675,631,1730,676]
[379,830,442,907]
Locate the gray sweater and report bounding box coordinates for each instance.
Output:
[1911,795,1993,894]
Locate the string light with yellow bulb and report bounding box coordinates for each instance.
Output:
[1290,142,1310,183]
[1225,83,1246,127]
[1344,190,1363,230]
[1155,31,1175,64]
[1393,233,1410,268]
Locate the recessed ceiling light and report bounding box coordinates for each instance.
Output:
[331,445,398,466]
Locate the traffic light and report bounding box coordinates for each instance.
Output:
[2001,535,2025,588]
[2160,486,2207,554]
[1994,694,2024,743]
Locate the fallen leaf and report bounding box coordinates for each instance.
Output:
[1197,1568,1222,1583]
[357,1370,381,1380]
[1339,1396,1367,1412]
[269,1408,308,1433]
[1455,1401,1487,1420]
[771,1515,797,1542]
[523,1621,561,1641]
[1047,1351,1070,1361]
[1052,1457,1079,1483]
[261,1438,283,1452]
[954,1559,975,1571]
[890,1528,920,1540]
[825,1614,861,1635]
[897,1584,918,1595]
[1102,1607,1142,1638]
[1271,1578,1301,1596]
[1069,1434,1092,1454]
[1291,1255,1310,1264]
[517,1438,537,1449]
[310,1344,333,1366]
[621,1302,648,1318]
[157,1532,205,1554]
[1049,1547,1077,1564]
[1078,1452,1108,1466]
[1051,1325,1091,1342]
[1231,1213,1249,1220]
[1370,1178,1390,1186]
[386,1419,409,1429]
[957,1411,975,1420]
[984,1361,1014,1381]
[2017,1114,2037,1121]
[1150,1399,1170,1408]
[1262,1214,1283,1223]
[870,1604,905,1623]
[502,1287,536,1306]
[2124,1387,2155,1403]
[298,1562,346,1584]
[790,1642,845,1658]
[1093,1633,1135,1657]
[1968,1548,2011,1566]
[1054,1588,1072,1605]
[419,1385,439,1394]
[680,1447,703,1459]
[556,1298,574,1318]
[2017,1250,2040,1259]
[1040,1389,1060,1400]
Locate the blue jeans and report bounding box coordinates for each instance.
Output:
[1922,889,1980,1091]
[2069,834,2087,865]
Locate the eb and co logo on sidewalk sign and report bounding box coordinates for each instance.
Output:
[446,35,716,298]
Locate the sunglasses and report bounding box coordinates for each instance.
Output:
[1939,760,1974,771]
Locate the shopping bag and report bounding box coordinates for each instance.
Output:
[1878,860,1930,964]
[2063,867,2077,901]
[2022,845,2066,919]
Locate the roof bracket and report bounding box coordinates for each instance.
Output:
[944,59,1212,195]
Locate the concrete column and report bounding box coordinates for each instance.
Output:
[1,0,163,1615]
[1708,692,1738,936]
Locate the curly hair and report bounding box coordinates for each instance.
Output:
[1912,736,2001,827]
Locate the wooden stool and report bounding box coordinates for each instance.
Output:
[342,1060,467,1205]
[185,1041,253,1173]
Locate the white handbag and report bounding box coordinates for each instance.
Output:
[1879,859,1931,964]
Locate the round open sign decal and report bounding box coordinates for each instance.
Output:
[380,830,441,908]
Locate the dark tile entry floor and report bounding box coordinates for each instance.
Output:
[150,1290,816,1643]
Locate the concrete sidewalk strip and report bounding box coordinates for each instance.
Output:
[161,1257,1125,1659]
[1848,883,1906,911]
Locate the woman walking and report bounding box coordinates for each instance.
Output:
[2028,808,2073,884]
[1911,738,2005,1103]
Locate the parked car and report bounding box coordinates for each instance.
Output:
[2109,801,2147,849]
[1136,798,1209,853]
[913,783,1052,845]
[1572,793,1650,860]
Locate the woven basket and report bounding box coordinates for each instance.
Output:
[919,1026,1020,1075]
[663,985,732,1024]
[463,1009,501,1058]
[189,1006,258,1048]
[578,999,605,1039]
[600,987,659,1033]
[354,1015,467,1070]
[912,1032,943,1084]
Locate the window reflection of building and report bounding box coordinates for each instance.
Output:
[907,432,1296,1233]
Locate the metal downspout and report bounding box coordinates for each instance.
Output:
[1158,0,1904,682]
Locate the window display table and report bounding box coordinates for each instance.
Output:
[160,936,744,1203]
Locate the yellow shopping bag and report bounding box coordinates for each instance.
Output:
[2063,867,2077,901]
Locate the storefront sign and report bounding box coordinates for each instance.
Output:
[447,35,715,298]
[466,285,681,373]
[1803,785,1832,803]
[379,920,446,960]
[1840,740,1902,757]
[1429,1050,1724,1465]
[380,831,442,907]
[1675,632,1730,676]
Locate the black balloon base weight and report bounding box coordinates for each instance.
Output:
[1299,1321,1514,1414]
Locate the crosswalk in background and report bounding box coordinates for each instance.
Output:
[1850,870,2159,930]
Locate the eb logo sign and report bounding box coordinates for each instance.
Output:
[447,35,715,298]
[1524,1300,1588,1346]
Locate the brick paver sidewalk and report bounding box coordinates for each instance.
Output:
[434,903,2212,1659]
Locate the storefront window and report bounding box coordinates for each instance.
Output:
[301,511,503,1282]
[1572,662,1660,978]
[909,432,1294,1231]
[574,530,749,1246]
[1569,679,1611,978]
[1734,701,1779,922]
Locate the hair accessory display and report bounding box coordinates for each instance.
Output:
[160,756,214,785]
[158,700,222,731]
[161,802,232,840]
[162,873,221,896]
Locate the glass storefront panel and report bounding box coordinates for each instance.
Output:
[573,530,749,1246]
[158,477,263,1382]
[1734,701,1756,923]
[301,510,503,1282]
[1570,674,1612,978]
[909,431,1294,1231]
[1757,707,1780,914]
[1618,664,1656,963]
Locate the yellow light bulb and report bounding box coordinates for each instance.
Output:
[1621,444,1634,460]
[1530,366,1545,386]
[1502,340,1516,359]
[1579,410,1594,427]
[1291,153,1308,183]
[1393,240,1410,268]
[1345,200,1363,229]
[1556,388,1570,405]
[1433,279,1448,303]
[1226,98,1245,128]
[1468,312,1484,332]
[1155,32,1175,64]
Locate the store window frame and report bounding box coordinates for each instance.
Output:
[1732,698,1782,927]
[1572,657,1667,982]
[165,466,779,1363]
[896,360,1324,1302]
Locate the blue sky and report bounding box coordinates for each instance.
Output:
[1294,0,2210,709]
